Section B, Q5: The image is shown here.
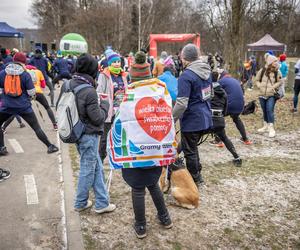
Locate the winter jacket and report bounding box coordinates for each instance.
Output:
[255,68,283,98]
[26,65,46,94]
[158,70,178,101]
[211,82,227,129]
[57,73,109,135]
[219,75,244,114]
[279,61,288,78]
[29,54,49,80]
[0,63,35,114]
[96,68,128,123]
[173,60,213,132]
[53,58,70,75]
[152,60,164,77]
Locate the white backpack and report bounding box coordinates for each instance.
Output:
[56,80,92,143]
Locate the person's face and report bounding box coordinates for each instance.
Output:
[111,60,121,68]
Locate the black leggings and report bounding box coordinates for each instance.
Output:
[229,114,248,141]
[2,115,23,130]
[46,78,54,106]
[0,112,51,148]
[35,93,56,124]
[132,183,169,226]
[215,128,239,159]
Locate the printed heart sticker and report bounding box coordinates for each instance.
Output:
[135,97,172,141]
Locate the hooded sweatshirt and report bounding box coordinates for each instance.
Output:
[173,60,213,132]
[0,63,35,114]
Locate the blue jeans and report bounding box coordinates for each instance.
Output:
[259,96,275,123]
[75,134,109,210]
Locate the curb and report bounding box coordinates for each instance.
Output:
[61,142,85,250]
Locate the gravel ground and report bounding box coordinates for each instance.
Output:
[70,92,300,249]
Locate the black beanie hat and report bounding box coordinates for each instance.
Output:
[75,53,98,79]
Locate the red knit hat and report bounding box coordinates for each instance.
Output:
[279,54,286,62]
[13,52,27,64]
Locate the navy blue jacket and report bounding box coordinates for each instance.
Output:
[178,69,212,132]
[219,75,244,114]
[53,58,70,75]
[0,63,35,114]
[29,55,49,80]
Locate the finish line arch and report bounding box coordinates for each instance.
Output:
[149,33,200,58]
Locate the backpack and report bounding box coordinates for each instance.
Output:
[56,80,92,143]
[242,100,257,115]
[27,70,38,84]
[4,74,22,97]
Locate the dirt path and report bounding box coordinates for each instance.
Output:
[71,128,300,250]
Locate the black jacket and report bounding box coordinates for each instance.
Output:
[57,73,109,135]
[211,82,227,129]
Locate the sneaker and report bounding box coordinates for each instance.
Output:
[240,138,252,145]
[158,214,173,229]
[19,123,26,128]
[74,200,92,212]
[53,123,58,131]
[47,144,59,154]
[233,158,242,166]
[209,140,224,148]
[94,203,116,214]
[0,168,11,182]
[133,224,147,239]
[0,146,8,156]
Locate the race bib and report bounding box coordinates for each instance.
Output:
[201,85,212,101]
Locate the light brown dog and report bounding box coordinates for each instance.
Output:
[159,158,199,209]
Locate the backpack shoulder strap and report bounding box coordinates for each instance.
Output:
[73,83,93,95]
[274,71,278,82]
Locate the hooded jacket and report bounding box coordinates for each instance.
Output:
[173,60,213,132]
[57,73,109,135]
[0,63,35,114]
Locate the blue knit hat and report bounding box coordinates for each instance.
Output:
[107,53,121,66]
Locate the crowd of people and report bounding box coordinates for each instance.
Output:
[0,42,300,238]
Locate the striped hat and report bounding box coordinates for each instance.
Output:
[107,53,121,66]
[130,51,152,82]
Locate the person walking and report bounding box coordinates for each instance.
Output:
[173,44,213,185]
[121,51,172,239]
[0,52,58,156]
[218,70,252,145]
[57,53,116,213]
[291,58,300,113]
[256,54,283,137]
[29,48,55,106]
[96,52,128,162]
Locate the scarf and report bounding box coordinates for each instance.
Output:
[109,66,122,75]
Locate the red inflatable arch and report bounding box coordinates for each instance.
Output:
[149,33,200,58]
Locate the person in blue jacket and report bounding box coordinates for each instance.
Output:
[0,52,58,156]
[172,44,213,185]
[158,63,178,105]
[279,54,288,98]
[218,70,252,145]
[52,53,72,87]
[29,48,55,106]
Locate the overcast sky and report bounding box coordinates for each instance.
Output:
[0,0,36,29]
